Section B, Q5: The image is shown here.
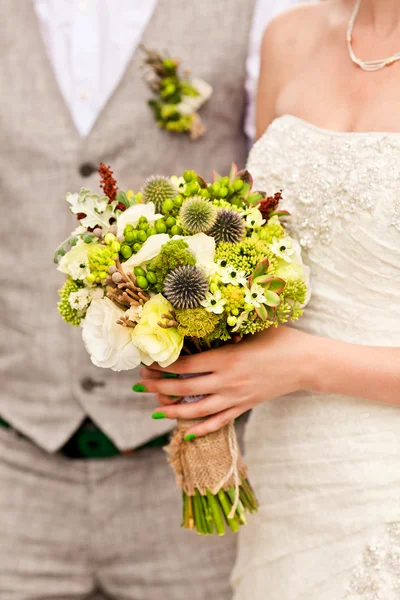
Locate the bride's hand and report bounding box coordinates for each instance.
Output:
[136,327,317,438]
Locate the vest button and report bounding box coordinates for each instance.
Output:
[80,376,105,392]
[79,162,97,177]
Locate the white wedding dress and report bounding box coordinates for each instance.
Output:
[232,115,400,600]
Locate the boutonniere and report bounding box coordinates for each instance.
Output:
[141,46,213,141]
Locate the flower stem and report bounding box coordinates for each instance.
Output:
[227,488,247,525]
[184,493,195,530]
[193,490,208,534]
[200,491,215,534]
[206,489,225,536]
[217,489,240,533]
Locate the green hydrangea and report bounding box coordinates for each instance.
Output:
[148,239,196,292]
[201,316,231,344]
[282,279,308,306]
[175,307,221,338]
[216,239,277,275]
[238,314,274,336]
[259,216,285,243]
[221,285,245,313]
[57,278,84,326]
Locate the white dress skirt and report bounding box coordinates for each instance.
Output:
[231,115,400,600]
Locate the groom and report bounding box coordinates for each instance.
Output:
[0,0,304,598]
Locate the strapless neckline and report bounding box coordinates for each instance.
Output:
[270,114,400,139]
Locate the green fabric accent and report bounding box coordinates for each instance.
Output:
[0,415,169,458]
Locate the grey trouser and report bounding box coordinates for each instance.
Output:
[0,426,236,599]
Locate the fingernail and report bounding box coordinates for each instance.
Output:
[132,384,147,393]
[152,411,166,420]
[169,395,180,399]
[184,433,196,441]
[163,372,178,379]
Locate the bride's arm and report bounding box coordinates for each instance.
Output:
[136,327,400,438]
[311,336,400,405]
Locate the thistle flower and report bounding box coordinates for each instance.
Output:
[164,265,208,309]
[180,196,216,234]
[207,209,245,245]
[141,176,178,213]
[148,239,196,292]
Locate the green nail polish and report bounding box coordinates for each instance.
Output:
[152,412,166,420]
[132,384,147,393]
[169,395,179,399]
[163,372,178,379]
[184,433,196,441]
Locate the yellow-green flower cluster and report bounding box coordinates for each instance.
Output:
[87,244,118,283]
[239,315,274,336]
[258,216,286,243]
[215,239,277,276]
[221,285,245,314]
[57,278,83,326]
[175,308,221,338]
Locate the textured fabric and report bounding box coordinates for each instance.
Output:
[0,0,256,452]
[34,0,157,136]
[232,116,400,599]
[0,425,237,599]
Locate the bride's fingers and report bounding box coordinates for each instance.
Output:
[153,394,234,420]
[183,405,252,439]
[140,367,163,380]
[156,394,182,406]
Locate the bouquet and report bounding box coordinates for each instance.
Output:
[55,163,309,535]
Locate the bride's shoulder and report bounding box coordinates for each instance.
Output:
[261,1,334,67]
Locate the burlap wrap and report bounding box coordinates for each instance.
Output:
[165,419,248,497]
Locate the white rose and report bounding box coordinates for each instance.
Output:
[82,298,141,371]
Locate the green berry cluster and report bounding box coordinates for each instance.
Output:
[121,210,184,260]
[131,266,157,291]
[57,278,83,326]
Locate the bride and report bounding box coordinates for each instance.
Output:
[139,0,400,597]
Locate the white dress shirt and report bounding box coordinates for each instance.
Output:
[34,0,304,140]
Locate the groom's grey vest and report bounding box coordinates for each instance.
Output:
[0,0,256,452]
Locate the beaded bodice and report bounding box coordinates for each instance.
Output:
[247,115,400,345]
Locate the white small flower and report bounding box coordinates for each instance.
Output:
[126,304,143,323]
[200,289,226,314]
[268,236,296,263]
[219,264,248,286]
[88,287,104,301]
[69,289,91,311]
[58,238,95,281]
[170,175,185,190]
[177,78,213,115]
[244,284,267,308]
[242,207,266,230]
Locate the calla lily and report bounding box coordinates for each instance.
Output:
[116,202,163,237]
